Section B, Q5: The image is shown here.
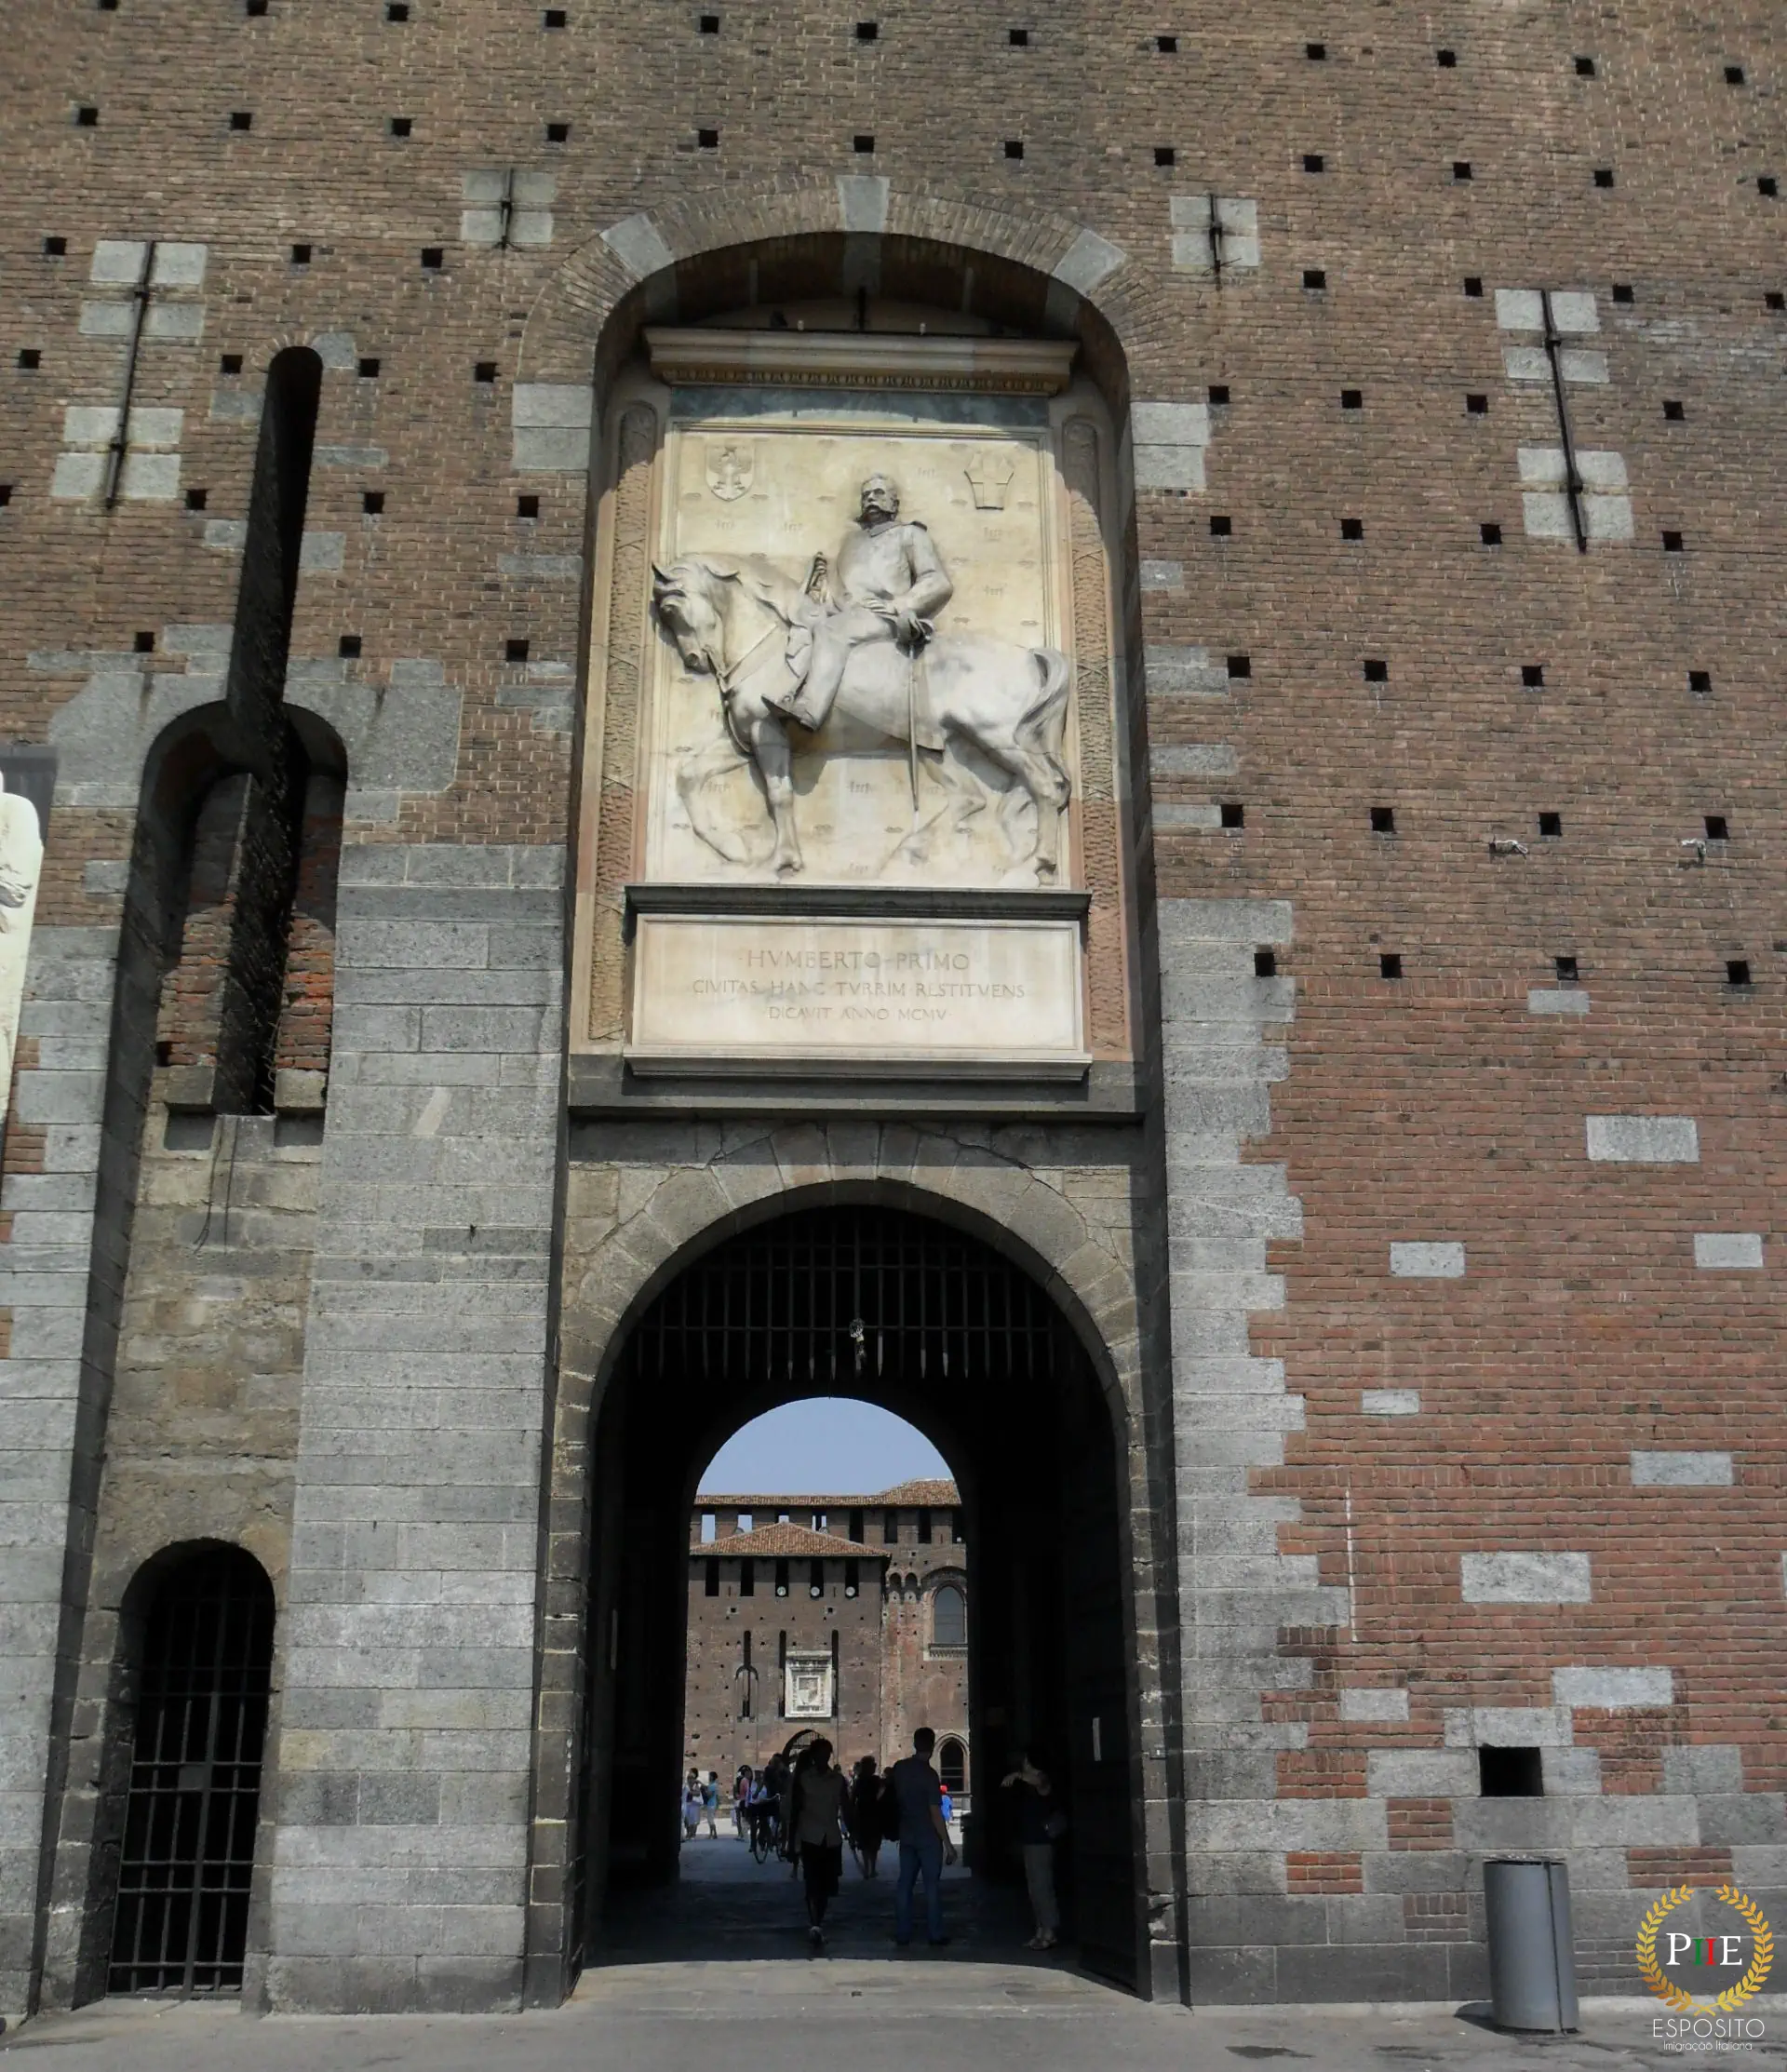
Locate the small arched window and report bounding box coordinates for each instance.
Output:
[933,1582,966,1648]
[938,1737,966,1795]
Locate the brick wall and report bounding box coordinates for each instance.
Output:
[682,1499,970,1792]
[0,0,1780,2018]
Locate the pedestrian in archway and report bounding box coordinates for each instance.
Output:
[1001,1747,1062,1950]
[786,1736,847,1951]
[702,1770,720,1837]
[680,1769,703,1842]
[732,1765,754,1839]
[889,1727,956,1947]
[850,1755,886,1877]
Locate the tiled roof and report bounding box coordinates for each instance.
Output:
[874,1478,960,1506]
[690,1523,887,1560]
[695,1479,960,1507]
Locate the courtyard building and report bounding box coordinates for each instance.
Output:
[683,1482,969,1803]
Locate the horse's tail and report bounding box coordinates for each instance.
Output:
[1015,647,1073,806]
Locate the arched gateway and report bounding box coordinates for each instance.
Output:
[579,1203,1138,1982]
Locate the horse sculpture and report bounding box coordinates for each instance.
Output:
[651,555,1073,881]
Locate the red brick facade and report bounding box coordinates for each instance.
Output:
[683,1483,969,1797]
[0,0,1782,2017]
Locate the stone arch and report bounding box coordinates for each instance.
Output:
[558,1128,1141,1428]
[534,1134,1167,1999]
[515,178,1140,399]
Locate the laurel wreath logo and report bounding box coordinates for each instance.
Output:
[1636,1884,1774,2013]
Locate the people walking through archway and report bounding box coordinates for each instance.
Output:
[786,1737,847,1951]
[889,1728,956,1947]
[849,1755,887,1878]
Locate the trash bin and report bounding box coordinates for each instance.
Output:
[1484,1856,1579,2032]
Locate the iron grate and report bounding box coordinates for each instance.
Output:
[109,1548,275,1996]
[630,1205,1060,1388]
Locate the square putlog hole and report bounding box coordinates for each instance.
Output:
[1479,1746,1543,1797]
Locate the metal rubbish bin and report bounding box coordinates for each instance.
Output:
[1484,1856,1579,2032]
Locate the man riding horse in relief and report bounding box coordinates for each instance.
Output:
[773,473,953,733]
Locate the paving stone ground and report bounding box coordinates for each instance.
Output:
[2,1843,1767,2071]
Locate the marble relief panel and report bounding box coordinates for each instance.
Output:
[643,409,1078,890]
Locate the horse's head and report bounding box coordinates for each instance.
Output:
[651,558,737,676]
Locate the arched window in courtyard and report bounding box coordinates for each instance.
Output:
[933,1581,966,1648]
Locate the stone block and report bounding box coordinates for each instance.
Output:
[1276,1942,1453,2005]
[1339,1687,1409,1724]
[1661,1744,1744,1795]
[357,1773,443,1824]
[49,453,104,501]
[1560,347,1608,383]
[119,451,181,500]
[1185,1798,1388,1852]
[1366,1748,1477,1796]
[1528,987,1590,1015]
[1052,226,1124,298]
[1552,1665,1673,1709]
[1390,1241,1465,1278]
[1566,1796,1700,1848]
[1451,1797,1569,1852]
[1146,644,1230,696]
[316,444,389,469]
[1179,1943,1278,2002]
[1361,1390,1420,1417]
[1697,1795,1787,1846]
[300,531,345,572]
[1460,1552,1592,1603]
[1137,559,1183,590]
[1149,743,1236,779]
[89,238,151,283]
[1631,1451,1732,1487]
[275,1069,329,1114]
[1584,492,1634,540]
[600,211,674,280]
[498,553,582,580]
[1153,802,1225,831]
[143,303,205,340]
[836,173,890,231]
[1694,1232,1764,1270]
[1541,1749,1604,1795]
[76,301,133,337]
[1495,288,1544,330]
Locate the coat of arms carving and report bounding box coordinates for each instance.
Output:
[705,439,755,501]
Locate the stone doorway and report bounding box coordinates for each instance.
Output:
[107,1548,275,1996]
[577,1203,1140,1987]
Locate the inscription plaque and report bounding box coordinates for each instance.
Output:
[627,911,1086,1078]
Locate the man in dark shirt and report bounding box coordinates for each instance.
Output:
[887,1726,956,1947]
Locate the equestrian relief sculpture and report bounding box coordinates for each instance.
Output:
[652,472,1073,882]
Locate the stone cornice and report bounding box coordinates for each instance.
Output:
[643,327,1078,395]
